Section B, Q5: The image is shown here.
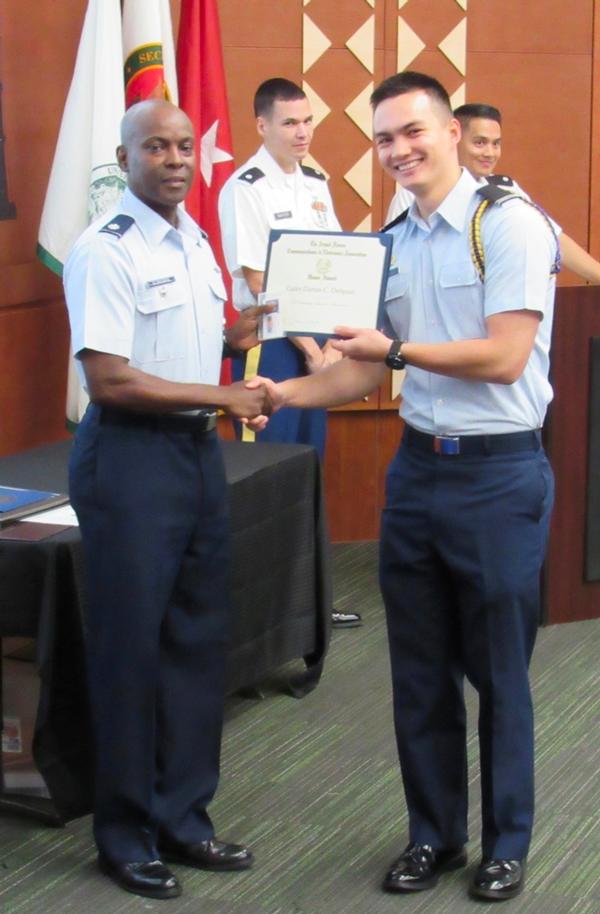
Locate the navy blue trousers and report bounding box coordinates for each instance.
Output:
[69,405,231,863]
[379,434,554,860]
[232,338,327,459]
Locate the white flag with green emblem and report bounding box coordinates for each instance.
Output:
[37,0,126,425]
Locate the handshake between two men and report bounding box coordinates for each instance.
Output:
[235,324,394,431]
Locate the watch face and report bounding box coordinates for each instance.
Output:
[385,340,405,370]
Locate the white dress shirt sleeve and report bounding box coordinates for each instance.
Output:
[219,179,271,276]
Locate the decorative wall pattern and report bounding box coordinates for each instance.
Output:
[396,0,466,108]
[301,0,376,230]
[301,0,468,230]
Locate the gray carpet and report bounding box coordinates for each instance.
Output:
[1,542,599,913]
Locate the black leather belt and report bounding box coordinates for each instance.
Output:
[404,425,542,456]
[100,407,217,434]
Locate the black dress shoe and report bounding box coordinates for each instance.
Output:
[331,610,362,627]
[383,843,467,892]
[159,837,253,871]
[98,856,182,899]
[470,858,525,900]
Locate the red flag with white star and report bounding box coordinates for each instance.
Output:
[176,0,235,350]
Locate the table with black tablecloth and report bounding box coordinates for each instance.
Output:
[0,438,331,821]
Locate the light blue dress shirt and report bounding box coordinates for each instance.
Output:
[65,188,227,391]
[384,169,557,435]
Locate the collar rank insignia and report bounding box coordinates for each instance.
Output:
[99,214,134,238]
[301,164,326,181]
[238,167,265,184]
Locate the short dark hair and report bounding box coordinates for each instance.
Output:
[370,71,452,117]
[254,78,305,118]
[453,103,502,127]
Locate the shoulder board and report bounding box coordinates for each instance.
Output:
[381,209,409,232]
[238,167,265,185]
[99,214,135,239]
[301,164,326,181]
[470,185,560,281]
[476,183,520,204]
[485,174,516,189]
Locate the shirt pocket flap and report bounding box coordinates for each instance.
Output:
[207,268,227,301]
[439,261,478,288]
[385,272,409,301]
[137,280,185,314]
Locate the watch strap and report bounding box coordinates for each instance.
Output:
[385,339,406,370]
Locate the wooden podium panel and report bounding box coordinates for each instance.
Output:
[543,285,600,623]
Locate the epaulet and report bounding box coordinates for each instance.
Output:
[476,183,518,204]
[238,167,265,185]
[381,209,409,232]
[99,214,135,238]
[485,174,516,190]
[300,164,327,181]
[470,186,560,281]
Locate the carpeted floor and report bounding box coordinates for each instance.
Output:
[0,542,599,913]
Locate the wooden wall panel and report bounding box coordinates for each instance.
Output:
[544,286,600,623]
[0,0,87,275]
[591,0,600,260]
[0,0,87,455]
[325,412,380,541]
[324,409,403,542]
[218,0,303,170]
[467,0,593,55]
[0,300,70,454]
[219,0,300,49]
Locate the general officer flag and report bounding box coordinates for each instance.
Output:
[177,0,235,380]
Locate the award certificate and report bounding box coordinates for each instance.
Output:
[263,230,393,337]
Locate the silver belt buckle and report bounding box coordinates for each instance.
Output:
[434,435,460,455]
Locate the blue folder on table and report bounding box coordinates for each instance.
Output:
[0,486,68,524]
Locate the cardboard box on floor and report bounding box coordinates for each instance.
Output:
[2,638,51,798]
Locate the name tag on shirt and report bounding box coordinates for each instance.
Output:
[274,211,292,220]
[146,276,176,289]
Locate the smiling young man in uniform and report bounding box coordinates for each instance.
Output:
[249,71,558,902]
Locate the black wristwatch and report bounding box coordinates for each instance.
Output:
[385,339,406,371]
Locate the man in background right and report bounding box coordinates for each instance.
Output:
[386,101,600,283]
